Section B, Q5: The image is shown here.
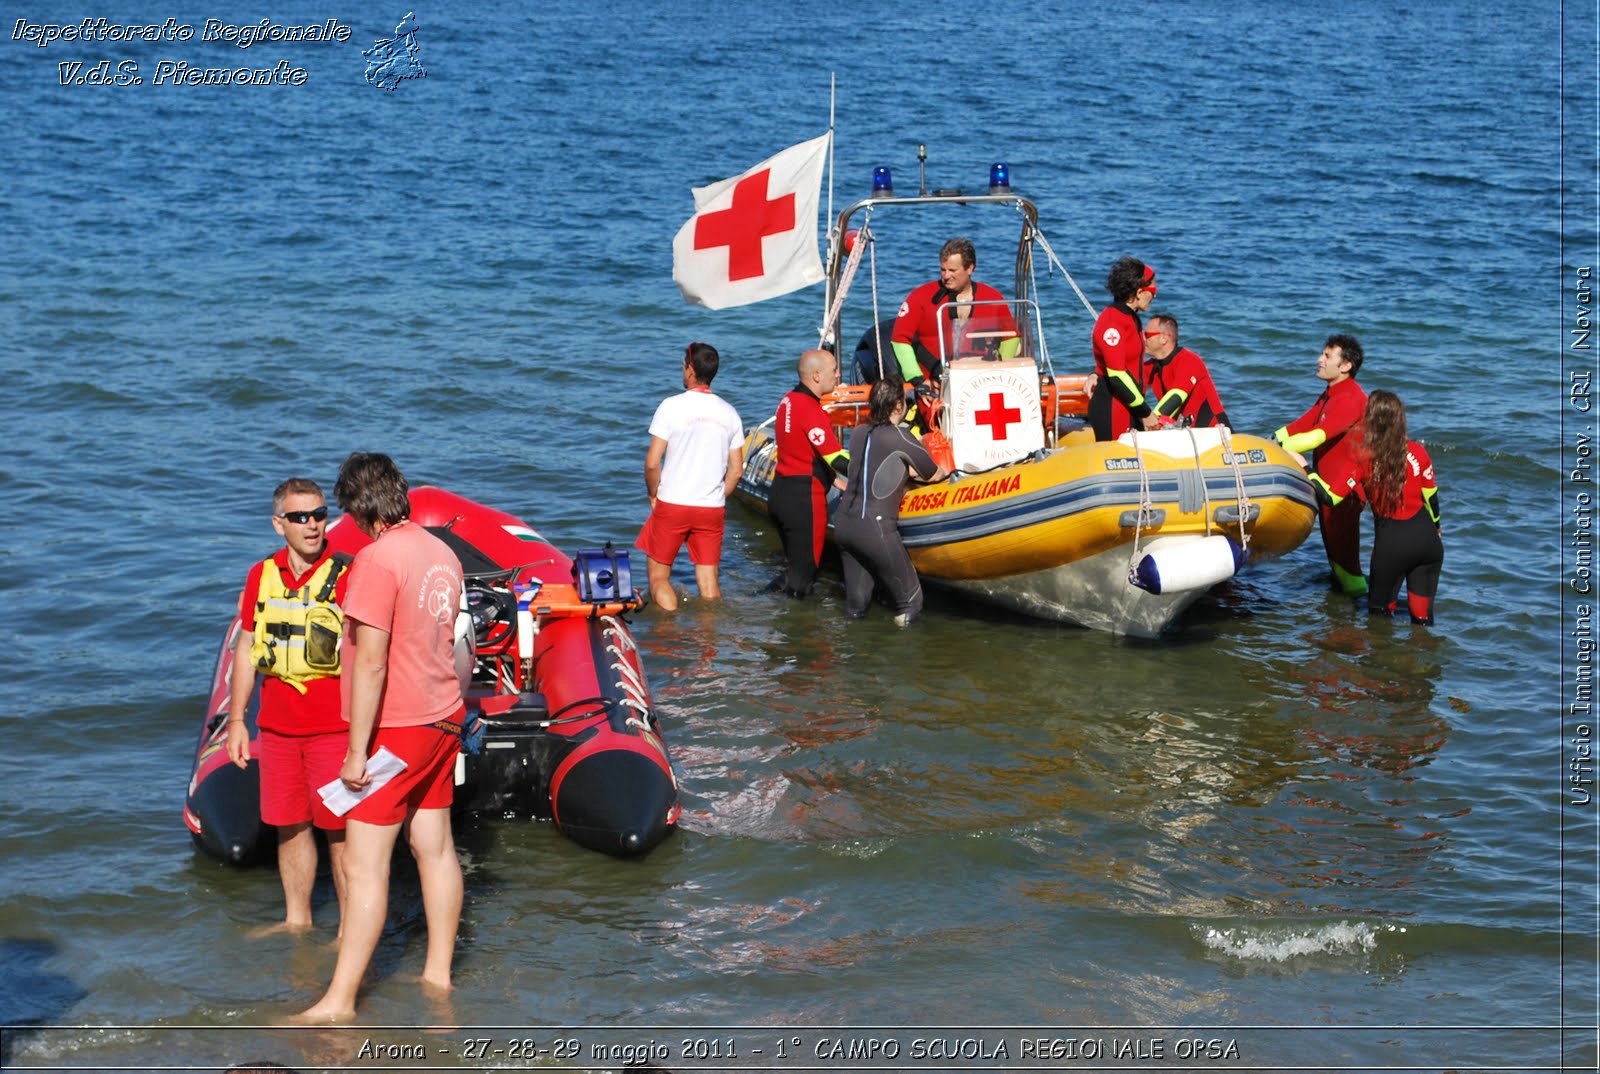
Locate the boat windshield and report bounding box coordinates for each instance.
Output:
[933,297,1034,366]
[822,191,1053,384]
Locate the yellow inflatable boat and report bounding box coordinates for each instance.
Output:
[734,179,1316,636]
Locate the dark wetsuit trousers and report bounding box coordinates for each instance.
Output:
[1088,381,1115,442]
[769,475,827,597]
[834,511,923,621]
[1369,511,1443,624]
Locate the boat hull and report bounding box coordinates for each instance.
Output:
[736,426,1315,637]
[185,622,275,864]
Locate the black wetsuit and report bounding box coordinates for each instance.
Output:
[1370,512,1444,624]
[834,422,940,621]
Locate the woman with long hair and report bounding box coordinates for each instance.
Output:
[834,379,950,624]
[1315,390,1444,624]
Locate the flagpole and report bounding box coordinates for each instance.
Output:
[823,71,836,347]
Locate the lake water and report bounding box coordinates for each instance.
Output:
[1,2,1595,1071]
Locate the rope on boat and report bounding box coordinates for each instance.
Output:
[1031,223,1098,320]
[600,616,674,786]
[819,213,872,349]
[1219,425,1255,556]
[1020,227,1061,442]
[1185,424,1214,537]
[868,224,885,379]
[601,616,652,718]
[1127,431,1157,583]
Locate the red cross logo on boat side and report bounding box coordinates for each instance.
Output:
[693,169,795,282]
[974,392,1022,439]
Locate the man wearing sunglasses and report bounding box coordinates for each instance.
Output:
[226,478,351,934]
[1142,313,1231,430]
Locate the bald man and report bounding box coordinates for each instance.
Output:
[768,349,849,597]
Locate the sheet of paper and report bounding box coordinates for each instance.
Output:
[317,746,408,817]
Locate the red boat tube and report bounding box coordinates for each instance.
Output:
[184,622,273,864]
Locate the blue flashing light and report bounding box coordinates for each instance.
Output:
[872,166,893,196]
[989,162,1011,193]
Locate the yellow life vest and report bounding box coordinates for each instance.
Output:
[248,552,351,694]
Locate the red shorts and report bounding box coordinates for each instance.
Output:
[345,713,462,826]
[258,728,347,831]
[636,501,725,567]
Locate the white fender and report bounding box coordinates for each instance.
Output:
[1130,535,1243,594]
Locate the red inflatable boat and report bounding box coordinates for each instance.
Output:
[184,487,680,862]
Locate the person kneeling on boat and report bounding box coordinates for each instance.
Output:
[890,237,1021,395]
[298,452,466,1022]
[226,477,350,934]
[1308,390,1443,625]
[770,349,850,598]
[836,380,950,624]
[637,342,744,612]
[1142,312,1231,429]
[1089,256,1163,441]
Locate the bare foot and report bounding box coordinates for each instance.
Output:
[421,978,458,1031]
[419,971,452,993]
[286,999,356,1024]
[246,919,315,939]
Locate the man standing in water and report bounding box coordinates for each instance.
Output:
[636,341,744,611]
[1274,334,1370,596]
[298,452,466,1021]
[226,477,350,933]
[769,349,849,597]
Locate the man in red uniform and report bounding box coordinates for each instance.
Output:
[769,348,849,597]
[1142,313,1231,429]
[1274,334,1369,596]
[226,478,350,933]
[890,237,1019,390]
[1089,256,1162,441]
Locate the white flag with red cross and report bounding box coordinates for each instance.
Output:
[672,132,831,310]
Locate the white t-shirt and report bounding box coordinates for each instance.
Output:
[649,388,744,508]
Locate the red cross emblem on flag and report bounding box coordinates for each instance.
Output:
[673,133,830,310]
[974,392,1022,439]
[693,170,795,282]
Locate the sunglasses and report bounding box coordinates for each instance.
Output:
[1144,329,1167,338]
[277,506,329,524]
